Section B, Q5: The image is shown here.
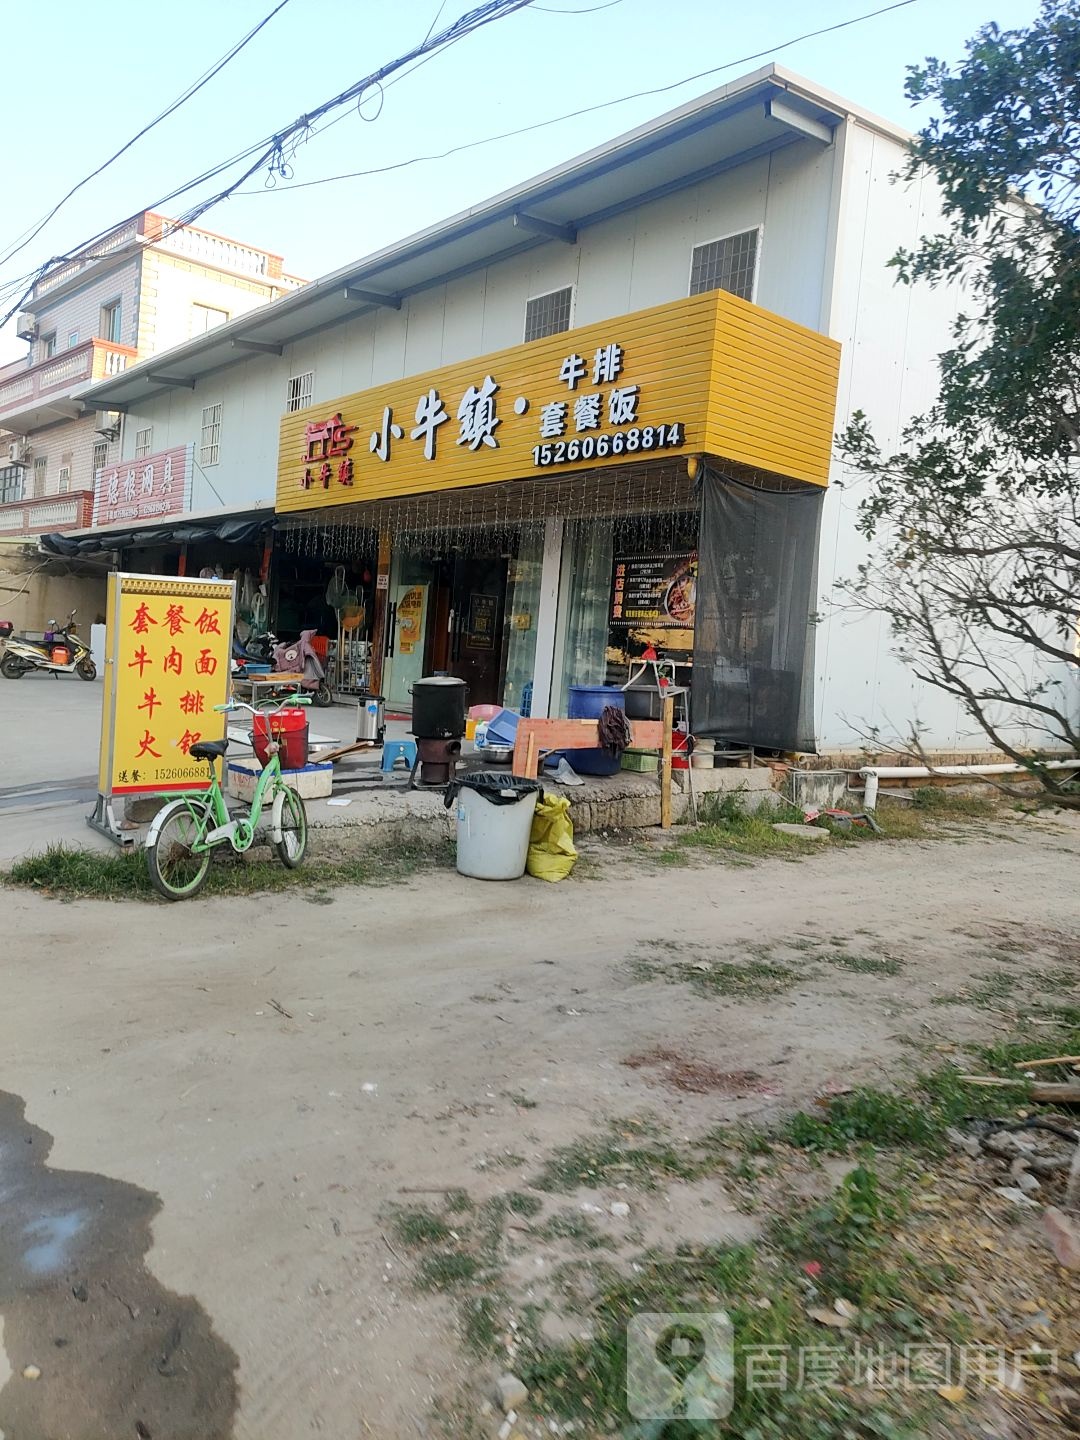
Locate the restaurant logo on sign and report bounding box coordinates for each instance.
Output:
[92,443,194,527]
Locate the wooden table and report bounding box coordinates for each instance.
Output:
[511,697,676,826]
[230,672,306,704]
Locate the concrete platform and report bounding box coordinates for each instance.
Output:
[300,760,779,858]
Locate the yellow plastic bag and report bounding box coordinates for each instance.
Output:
[526,792,578,882]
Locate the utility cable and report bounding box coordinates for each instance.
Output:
[238,0,918,197]
[0,0,294,272]
[0,0,535,332]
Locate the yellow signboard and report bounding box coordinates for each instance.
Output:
[276,290,840,515]
[96,574,235,800]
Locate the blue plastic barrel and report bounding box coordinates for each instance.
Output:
[565,684,625,776]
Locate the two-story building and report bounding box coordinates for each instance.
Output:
[0,212,302,543]
[70,63,1031,756]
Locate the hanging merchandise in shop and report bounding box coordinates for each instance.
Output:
[276,292,840,515]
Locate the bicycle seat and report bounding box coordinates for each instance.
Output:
[189,738,229,761]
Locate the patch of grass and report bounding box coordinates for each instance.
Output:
[931,968,1020,1010]
[532,1121,696,1193]
[780,1020,1080,1156]
[504,1191,543,1218]
[629,944,801,1000]
[460,1292,502,1357]
[821,949,904,977]
[503,1091,539,1110]
[389,1205,453,1248]
[780,1089,943,1153]
[415,1250,482,1292]
[534,1209,614,1250]
[483,1150,526,1170]
[519,1236,934,1439]
[6,837,454,902]
[911,786,997,816]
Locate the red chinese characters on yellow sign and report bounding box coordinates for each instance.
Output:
[98,575,234,797]
[300,412,357,492]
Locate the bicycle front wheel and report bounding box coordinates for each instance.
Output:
[146,799,213,901]
[273,787,308,869]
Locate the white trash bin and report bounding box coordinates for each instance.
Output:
[448,773,541,880]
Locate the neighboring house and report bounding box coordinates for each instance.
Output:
[73,63,1035,756]
[0,211,303,543]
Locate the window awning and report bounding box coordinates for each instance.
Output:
[40,509,272,557]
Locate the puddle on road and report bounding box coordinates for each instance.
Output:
[0,1090,238,1439]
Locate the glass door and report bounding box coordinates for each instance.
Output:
[382,549,439,710]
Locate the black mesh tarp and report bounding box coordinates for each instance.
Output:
[691,468,824,752]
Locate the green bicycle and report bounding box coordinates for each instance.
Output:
[144,697,310,901]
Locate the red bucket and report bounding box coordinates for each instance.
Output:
[672,731,690,770]
[252,708,309,769]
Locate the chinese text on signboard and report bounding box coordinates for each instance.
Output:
[292,339,686,496]
[92,444,193,528]
[98,575,234,796]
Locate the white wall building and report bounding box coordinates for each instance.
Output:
[77,64,1031,757]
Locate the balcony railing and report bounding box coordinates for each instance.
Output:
[0,489,93,537]
[156,226,272,277]
[0,339,137,419]
[33,221,140,298]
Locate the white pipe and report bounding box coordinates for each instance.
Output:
[860,759,1080,811]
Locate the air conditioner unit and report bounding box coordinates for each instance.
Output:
[94,410,121,440]
[15,313,37,342]
[7,440,29,465]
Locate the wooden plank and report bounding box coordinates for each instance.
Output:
[660,696,674,829]
[511,717,666,778]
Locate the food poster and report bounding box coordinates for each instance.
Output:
[611,554,698,629]
[396,585,426,655]
[98,575,235,796]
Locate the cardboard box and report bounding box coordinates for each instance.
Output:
[227,759,334,802]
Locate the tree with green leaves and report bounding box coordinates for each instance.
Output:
[840,0,1080,800]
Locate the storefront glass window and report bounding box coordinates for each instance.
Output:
[502,526,543,712]
[554,519,614,715]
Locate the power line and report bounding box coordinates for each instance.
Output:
[237,0,918,198]
[0,0,536,331]
[0,0,294,272]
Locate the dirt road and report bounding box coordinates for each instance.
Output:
[1,814,1077,1437]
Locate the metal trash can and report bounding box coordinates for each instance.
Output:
[444,772,542,880]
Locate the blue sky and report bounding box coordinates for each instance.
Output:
[0,0,1041,362]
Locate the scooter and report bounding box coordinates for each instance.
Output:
[1,610,97,681]
[272,629,333,707]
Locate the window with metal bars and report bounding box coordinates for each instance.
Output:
[57,465,71,493]
[92,440,108,476]
[32,456,47,497]
[689,229,760,302]
[200,403,222,467]
[524,286,573,342]
[286,371,314,412]
[134,426,153,458]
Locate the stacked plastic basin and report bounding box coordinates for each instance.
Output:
[565,684,626,776]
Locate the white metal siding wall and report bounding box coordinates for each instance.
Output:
[815,121,976,752]
[118,140,833,515]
